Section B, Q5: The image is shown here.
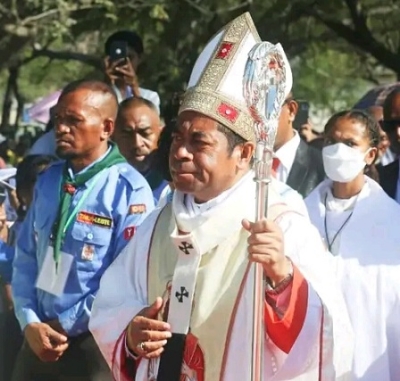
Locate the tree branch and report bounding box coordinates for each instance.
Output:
[216,1,251,14]
[309,9,400,75]
[29,47,101,69]
[343,0,372,37]
[20,9,59,26]
[182,0,212,15]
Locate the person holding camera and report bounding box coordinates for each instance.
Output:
[104,31,160,113]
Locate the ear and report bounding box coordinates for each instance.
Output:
[101,118,115,141]
[288,100,299,122]
[365,147,378,165]
[233,141,255,169]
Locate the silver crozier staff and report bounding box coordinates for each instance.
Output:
[243,42,288,380]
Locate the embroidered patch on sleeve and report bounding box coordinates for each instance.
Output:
[124,226,136,240]
[76,212,112,229]
[129,204,146,215]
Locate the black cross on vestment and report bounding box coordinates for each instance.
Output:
[175,286,189,303]
[178,241,193,255]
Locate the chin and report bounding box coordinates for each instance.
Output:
[173,177,197,194]
[56,147,76,159]
[131,159,151,173]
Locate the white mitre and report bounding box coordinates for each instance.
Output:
[179,12,293,142]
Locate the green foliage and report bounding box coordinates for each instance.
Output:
[0,0,398,125]
[292,45,372,112]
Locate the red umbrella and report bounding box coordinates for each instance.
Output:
[353,82,400,109]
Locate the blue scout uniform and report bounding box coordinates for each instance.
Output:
[0,220,23,283]
[12,159,154,337]
[144,168,169,203]
[0,242,15,284]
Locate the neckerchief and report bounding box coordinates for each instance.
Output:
[53,142,126,269]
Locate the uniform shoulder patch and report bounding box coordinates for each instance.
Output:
[129,204,146,215]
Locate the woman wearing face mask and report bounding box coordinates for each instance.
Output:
[305,109,400,381]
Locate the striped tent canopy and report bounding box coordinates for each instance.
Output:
[353,82,400,109]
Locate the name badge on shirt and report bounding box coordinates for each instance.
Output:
[36,246,73,297]
[76,211,112,229]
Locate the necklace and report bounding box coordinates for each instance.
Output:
[323,193,354,253]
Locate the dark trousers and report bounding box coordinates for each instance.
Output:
[11,332,112,381]
[0,309,23,381]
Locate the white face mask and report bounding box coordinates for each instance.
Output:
[322,143,370,183]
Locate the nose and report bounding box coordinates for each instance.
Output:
[171,141,193,161]
[133,133,145,148]
[55,122,70,135]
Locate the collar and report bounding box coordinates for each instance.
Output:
[325,186,358,212]
[274,130,301,171]
[68,145,112,179]
[183,171,253,218]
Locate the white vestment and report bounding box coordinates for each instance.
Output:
[306,177,400,381]
[90,173,354,381]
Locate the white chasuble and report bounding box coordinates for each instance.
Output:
[89,174,354,381]
[306,177,400,381]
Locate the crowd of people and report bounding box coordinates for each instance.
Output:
[0,11,399,381]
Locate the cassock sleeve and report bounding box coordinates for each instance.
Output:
[264,265,308,354]
[263,212,329,380]
[89,210,162,379]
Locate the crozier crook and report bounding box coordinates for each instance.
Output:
[243,41,288,381]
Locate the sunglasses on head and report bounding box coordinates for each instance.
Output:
[380,119,400,132]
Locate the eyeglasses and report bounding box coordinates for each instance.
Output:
[380,119,400,132]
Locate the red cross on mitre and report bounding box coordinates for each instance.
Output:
[216,42,234,60]
[217,102,239,122]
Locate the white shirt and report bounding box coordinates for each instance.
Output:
[274,131,301,184]
[324,188,357,255]
[157,179,309,219]
[114,86,161,114]
[138,88,160,113]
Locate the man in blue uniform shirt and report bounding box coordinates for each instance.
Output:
[113,97,168,203]
[11,80,154,381]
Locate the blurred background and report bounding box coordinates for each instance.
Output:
[0,0,398,154]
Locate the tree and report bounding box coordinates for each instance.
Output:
[0,0,399,130]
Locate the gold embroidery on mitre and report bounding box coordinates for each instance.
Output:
[180,88,255,142]
[179,12,260,142]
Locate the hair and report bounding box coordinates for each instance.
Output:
[324,109,380,149]
[216,123,247,154]
[118,96,158,115]
[216,123,255,166]
[60,79,118,104]
[383,88,400,118]
[104,31,144,56]
[325,109,380,180]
